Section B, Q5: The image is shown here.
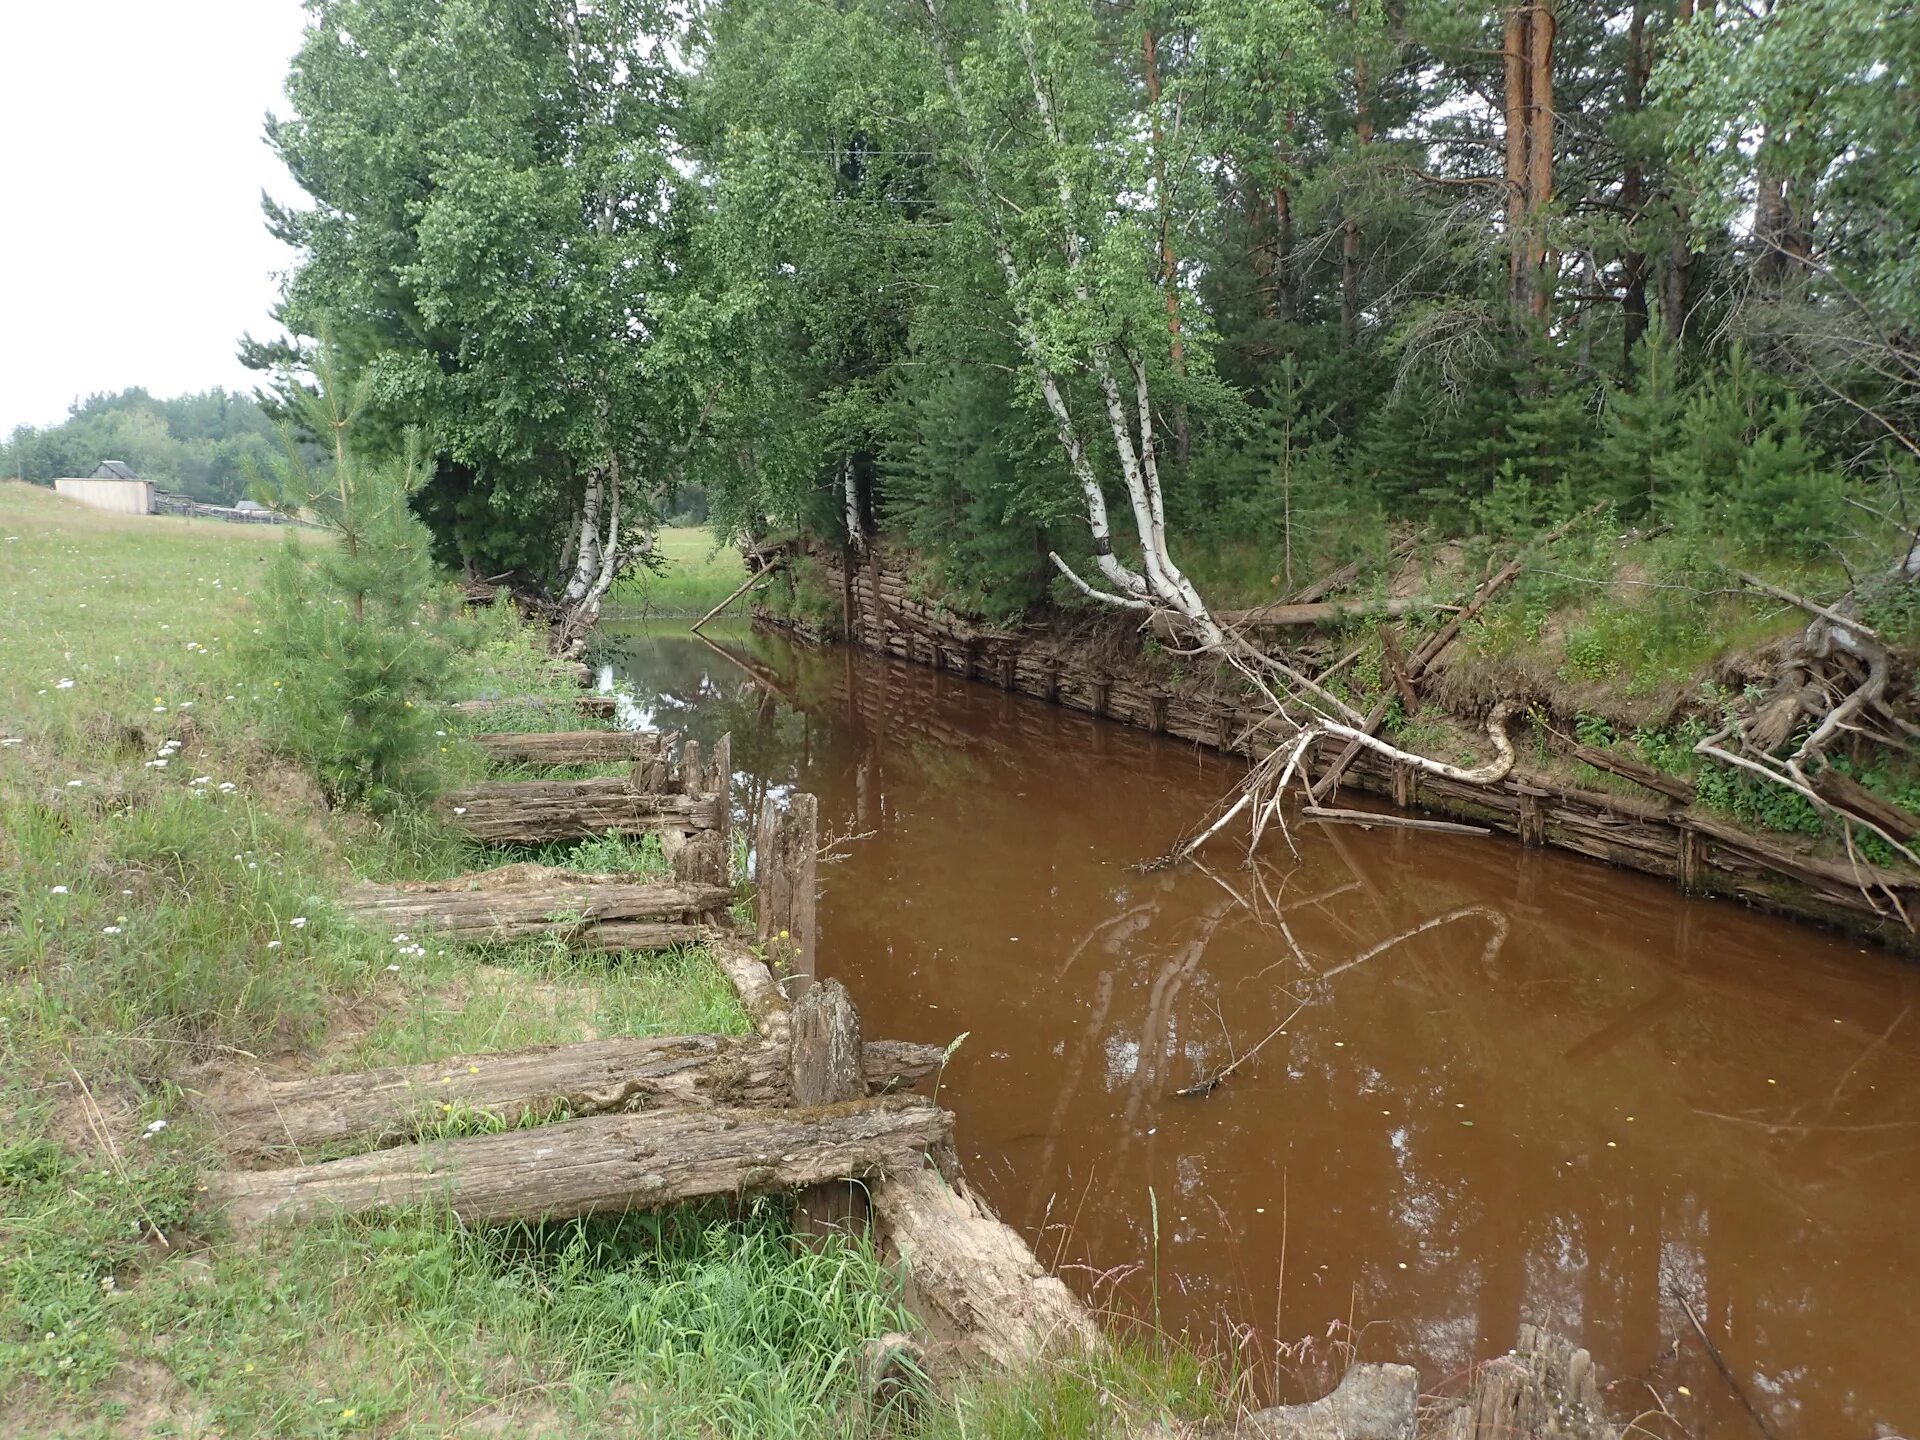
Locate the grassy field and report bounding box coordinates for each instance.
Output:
[610,527,749,617]
[0,483,1222,1438]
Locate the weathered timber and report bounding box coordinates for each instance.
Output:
[342,867,728,950]
[1219,595,1440,629]
[474,730,668,766]
[206,1094,952,1228]
[1428,1325,1618,1440]
[1301,805,1491,838]
[205,1033,946,1161]
[664,732,734,888]
[438,779,720,845]
[451,695,617,719]
[756,791,819,990]
[791,978,871,1240]
[870,1163,1101,1368]
[1560,739,1695,803]
[1810,766,1920,841]
[707,932,794,1043]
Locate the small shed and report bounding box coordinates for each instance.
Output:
[54,462,155,516]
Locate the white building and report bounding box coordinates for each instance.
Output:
[53,461,154,515]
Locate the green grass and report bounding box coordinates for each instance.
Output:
[610,526,749,617]
[0,484,1236,1439]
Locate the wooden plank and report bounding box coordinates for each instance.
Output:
[474,731,668,766]
[206,1094,952,1228]
[437,780,720,845]
[451,695,617,719]
[205,1032,946,1161]
[343,866,726,940]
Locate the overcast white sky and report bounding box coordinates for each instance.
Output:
[0,1,310,434]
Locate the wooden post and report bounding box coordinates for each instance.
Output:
[1392,760,1414,809]
[791,978,870,1241]
[756,791,819,996]
[999,656,1015,691]
[1092,680,1110,718]
[1677,826,1701,894]
[669,733,731,889]
[1149,694,1168,735]
[1518,791,1544,848]
[1046,663,1061,704]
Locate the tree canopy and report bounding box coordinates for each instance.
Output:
[257,0,1919,623]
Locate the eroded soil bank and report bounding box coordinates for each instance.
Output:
[606,619,1920,1440]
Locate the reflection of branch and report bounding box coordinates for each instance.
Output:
[1669,1284,1782,1440]
[1175,1001,1308,1098]
[1319,904,1510,981]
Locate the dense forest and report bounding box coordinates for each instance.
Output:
[261,0,1912,637]
[2,389,282,506]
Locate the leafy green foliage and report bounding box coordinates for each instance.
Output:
[246,355,464,809]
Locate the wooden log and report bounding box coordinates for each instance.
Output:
[1219,595,1440,629]
[438,780,721,845]
[206,1094,952,1229]
[791,978,871,1241]
[708,932,794,1044]
[474,730,668,766]
[756,791,819,992]
[341,867,729,950]
[1561,739,1695,803]
[1809,766,1920,841]
[451,695,617,719]
[870,1163,1100,1368]
[205,1032,947,1161]
[1302,805,1492,838]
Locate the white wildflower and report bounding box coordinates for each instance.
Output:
[2,737,23,745]
[101,925,123,936]
[386,964,401,973]
[266,940,282,950]
[290,916,307,928]
[453,806,468,816]
[143,1119,168,1137]
[55,678,75,690]
[218,782,236,793]
[66,779,84,787]
[191,776,211,786]
[49,885,69,895]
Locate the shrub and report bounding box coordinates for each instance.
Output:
[246,353,466,809]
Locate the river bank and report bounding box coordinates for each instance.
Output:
[749,538,1920,956]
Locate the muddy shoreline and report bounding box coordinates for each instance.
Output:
[749,543,1920,957]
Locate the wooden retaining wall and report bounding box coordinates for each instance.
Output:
[760,543,1920,956]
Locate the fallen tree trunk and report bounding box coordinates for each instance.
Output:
[341,867,729,950]
[451,695,617,720]
[474,730,668,766]
[1219,595,1444,629]
[870,1163,1100,1368]
[206,1094,951,1228]
[437,780,721,845]
[1561,739,1695,804]
[206,1033,946,1161]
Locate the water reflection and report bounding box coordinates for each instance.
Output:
[600,619,1920,1438]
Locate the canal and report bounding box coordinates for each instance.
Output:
[606,619,1920,1438]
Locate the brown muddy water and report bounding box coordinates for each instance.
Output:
[605,621,1920,1439]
